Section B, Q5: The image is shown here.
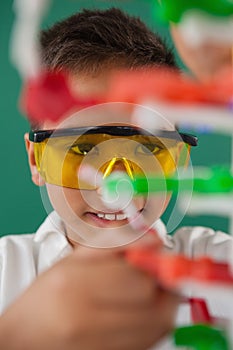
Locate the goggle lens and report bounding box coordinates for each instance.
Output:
[33,129,192,190]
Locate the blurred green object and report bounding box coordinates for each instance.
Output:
[158,0,233,23]
[104,166,233,196]
[174,324,229,350]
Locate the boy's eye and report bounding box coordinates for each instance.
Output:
[70,143,98,155]
[136,143,163,155]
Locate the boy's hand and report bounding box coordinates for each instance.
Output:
[0,246,179,350]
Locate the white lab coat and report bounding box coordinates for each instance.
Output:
[1,211,233,349]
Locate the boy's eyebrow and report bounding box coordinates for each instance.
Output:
[29,126,198,146]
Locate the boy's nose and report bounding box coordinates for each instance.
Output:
[102,157,134,179]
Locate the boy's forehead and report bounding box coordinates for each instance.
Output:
[43,102,175,132]
[43,70,127,129]
[43,71,175,132]
[43,103,135,130]
[69,71,113,99]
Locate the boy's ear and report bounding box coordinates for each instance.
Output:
[24,133,45,186]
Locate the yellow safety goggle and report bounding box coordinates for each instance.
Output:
[29,126,197,190]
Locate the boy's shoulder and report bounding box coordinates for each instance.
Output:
[0,233,36,264]
[0,232,37,313]
[0,211,63,253]
[0,211,73,276]
[170,225,233,261]
[0,232,35,244]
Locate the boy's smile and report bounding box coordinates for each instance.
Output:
[89,212,127,224]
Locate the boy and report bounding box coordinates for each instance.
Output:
[0,8,232,350]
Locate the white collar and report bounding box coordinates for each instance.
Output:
[152,219,173,248]
[34,211,73,272]
[34,211,67,243]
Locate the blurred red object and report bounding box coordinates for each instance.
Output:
[106,68,232,106]
[21,70,98,124]
[126,249,233,288]
[189,298,213,324]
[21,68,232,124]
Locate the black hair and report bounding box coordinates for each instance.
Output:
[40,7,177,75]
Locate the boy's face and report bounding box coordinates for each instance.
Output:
[25,72,185,247]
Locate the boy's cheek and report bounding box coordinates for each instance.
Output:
[143,194,171,220]
[45,184,86,218]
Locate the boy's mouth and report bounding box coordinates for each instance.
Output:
[93,212,128,221]
[85,209,143,227]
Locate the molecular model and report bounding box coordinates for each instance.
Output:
[157,0,233,46]
[10,0,233,349]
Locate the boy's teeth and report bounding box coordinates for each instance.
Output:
[105,214,116,221]
[96,213,127,221]
[116,213,127,220]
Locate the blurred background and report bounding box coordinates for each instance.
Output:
[0,0,231,236]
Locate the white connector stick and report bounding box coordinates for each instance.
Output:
[11,0,50,78]
[179,11,233,47]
